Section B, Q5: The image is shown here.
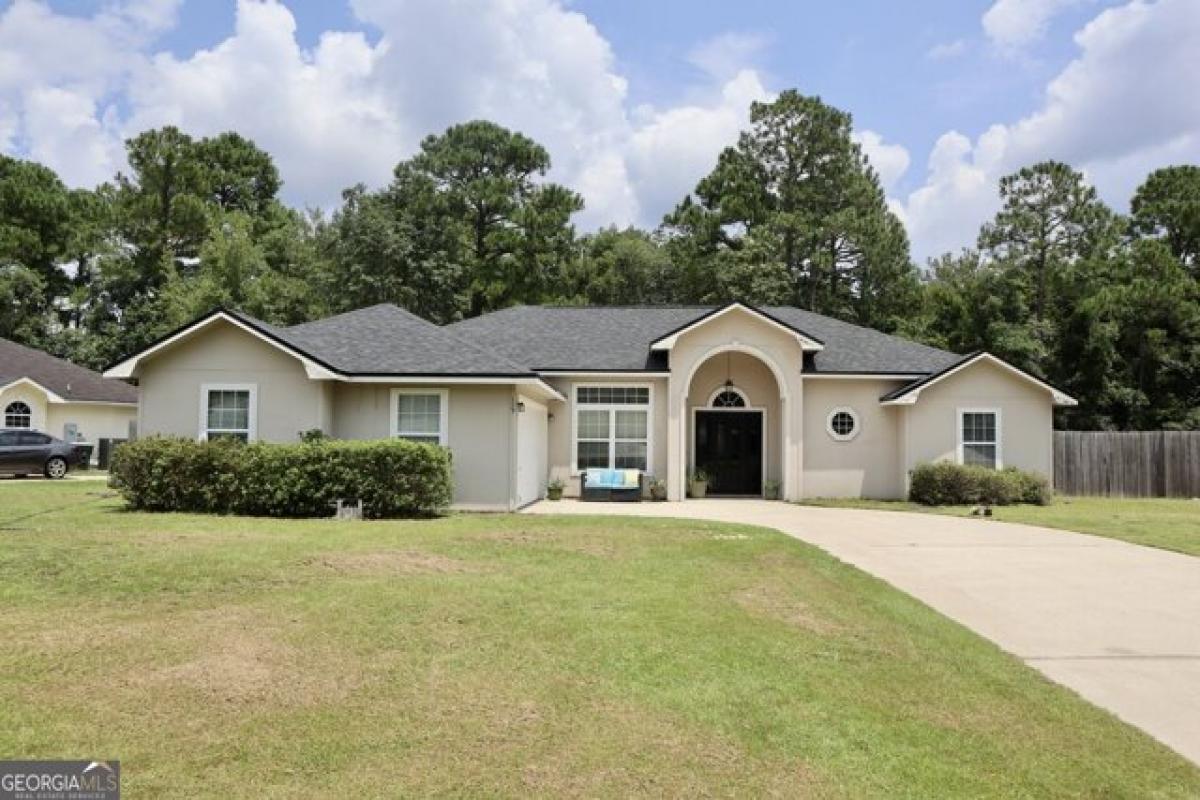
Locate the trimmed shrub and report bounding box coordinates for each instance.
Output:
[109,436,453,518]
[908,462,1051,506]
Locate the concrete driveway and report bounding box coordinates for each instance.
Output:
[524,498,1200,765]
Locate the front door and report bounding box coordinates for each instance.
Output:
[694,411,763,496]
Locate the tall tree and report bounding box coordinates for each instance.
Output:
[324,120,582,321]
[0,154,74,309]
[978,161,1116,324]
[563,227,674,305]
[403,120,583,314]
[113,126,211,289]
[972,161,1120,397]
[194,131,282,217]
[0,265,48,345]
[323,181,466,324]
[662,90,919,330]
[1130,165,1200,273]
[1078,239,1200,429]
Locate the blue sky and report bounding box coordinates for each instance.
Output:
[2,0,1197,261]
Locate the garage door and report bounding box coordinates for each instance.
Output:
[515,396,548,508]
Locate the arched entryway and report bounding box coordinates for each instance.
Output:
[684,348,786,497]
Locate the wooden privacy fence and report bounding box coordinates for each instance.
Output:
[1053,431,1200,497]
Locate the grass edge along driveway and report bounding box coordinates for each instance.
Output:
[1,482,1198,798]
[800,495,1200,558]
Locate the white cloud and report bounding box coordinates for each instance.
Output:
[0,0,181,181]
[0,0,769,231]
[926,39,968,60]
[124,0,403,208]
[853,130,911,193]
[982,0,1081,50]
[688,32,771,80]
[626,70,771,225]
[901,0,1200,261]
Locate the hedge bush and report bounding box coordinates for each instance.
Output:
[908,461,1052,506]
[109,436,453,518]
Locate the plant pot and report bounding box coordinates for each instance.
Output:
[689,480,708,499]
[649,486,667,502]
[763,486,780,501]
[547,488,563,501]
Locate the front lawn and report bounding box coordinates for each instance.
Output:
[2,483,1197,797]
[801,495,1200,557]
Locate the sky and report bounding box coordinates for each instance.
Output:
[1,0,1197,262]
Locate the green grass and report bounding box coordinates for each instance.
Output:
[2,483,1197,798]
[801,495,1200,557]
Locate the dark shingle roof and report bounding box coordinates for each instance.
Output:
[0,338,137,403]
[445,306,704,371]
[765,307,962,374]
[264,305,535,376]
[445,305,962,375]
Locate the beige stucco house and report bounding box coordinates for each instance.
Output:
[1,337,137,461]
[104,302,1075,510]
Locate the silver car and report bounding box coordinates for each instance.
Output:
[0,429,77,479]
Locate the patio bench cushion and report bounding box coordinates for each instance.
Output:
[584,468,640,489]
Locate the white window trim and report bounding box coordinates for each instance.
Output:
[826,406,861,442]
[957,407,1002,469]
[390,388,449,446]
[199,383,258,441]
[570,382,654,475]
[707,386,749,407]
[4,400,33,429]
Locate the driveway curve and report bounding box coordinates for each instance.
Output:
[524,498,1200,765]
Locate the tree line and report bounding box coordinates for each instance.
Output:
[1,90,1196,430]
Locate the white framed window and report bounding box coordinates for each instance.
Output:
[709,386,748,408]
[4,401,32,429]
[199,384,257,442]
[390,389,449,446]
[958,408,1001,469]
[572,384,652,472]
[826,407,860,441]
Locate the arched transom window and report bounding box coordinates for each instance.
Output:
[710,387,747,408]
[4,401,32,429]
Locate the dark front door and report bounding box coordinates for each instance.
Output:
[694,411,763,496]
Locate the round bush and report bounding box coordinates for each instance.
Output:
[909,462,1051,506]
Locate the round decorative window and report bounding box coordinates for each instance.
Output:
[710,388,747,408]
[826,407,859,441]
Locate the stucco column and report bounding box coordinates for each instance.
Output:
[666,375,683,501]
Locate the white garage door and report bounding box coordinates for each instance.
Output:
[515,396,548,508]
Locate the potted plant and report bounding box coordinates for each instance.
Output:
[688,469,709,499]
[649,477,667,501]
[546,479,565,501]
[763,479,781,500]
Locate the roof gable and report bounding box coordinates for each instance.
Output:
[104,311,340,380]
[880,352,1078,406]
[649,302,824,352]
[0,338,136,404]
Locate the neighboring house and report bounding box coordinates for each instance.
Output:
[104,302,1076,509]
[1,337,138,459]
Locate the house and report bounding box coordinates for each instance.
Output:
[103,302,1076,509]
[1,337,138,459]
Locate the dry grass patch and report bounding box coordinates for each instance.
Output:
[308,549,478,575]
[734,581,842,635]
[20,605,368,711]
